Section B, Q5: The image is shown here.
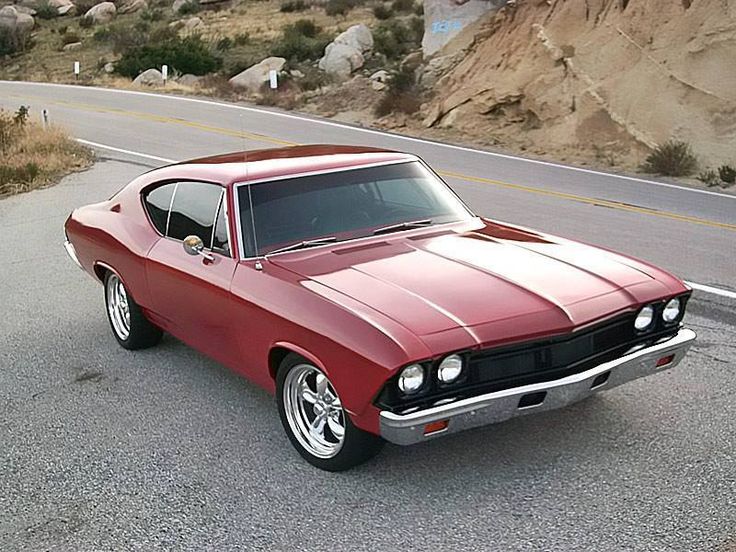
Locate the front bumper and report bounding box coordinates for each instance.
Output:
[63,239,83,270]
[379,327,696,445]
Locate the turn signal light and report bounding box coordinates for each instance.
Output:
[656,354,675,367]
[424,420,449,435]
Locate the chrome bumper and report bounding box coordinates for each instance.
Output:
[380,328,696,445]
[63,239,83,270]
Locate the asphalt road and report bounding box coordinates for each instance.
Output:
[0,83,735,551]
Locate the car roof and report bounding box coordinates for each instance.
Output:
[143,144,417,188]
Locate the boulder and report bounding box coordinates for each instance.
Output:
[400,51,423,71]
[118,0,147,14]
[15,6,37,16]
[229,57,285,92]
[181,16,203,31]
[0,6,19,30]
[62,41,82,51]
[84,1,115,24]
[133,68,164,86]
[49,0,75,15]
[177,73,202,87]
[331,23,373,53]
[15,12,34,33]
[103,62,115,73]
[369,69,389,91]
[318,42,364,78]
[18,0,41,10]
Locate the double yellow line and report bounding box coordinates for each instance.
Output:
[16,94,736,233]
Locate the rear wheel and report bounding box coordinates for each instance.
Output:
[104,271,162,350]
[276,353,384,471]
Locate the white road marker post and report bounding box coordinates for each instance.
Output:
[41,109,49,130]
[162,64,168,87]
[73,61,80,81]
[269,69,278,90]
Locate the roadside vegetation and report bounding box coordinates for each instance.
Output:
[0,107,93,198]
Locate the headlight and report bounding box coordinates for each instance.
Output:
[634,305,655,331]
[437,354,463,383]
[662,297,682,324]
[398,364,425,394]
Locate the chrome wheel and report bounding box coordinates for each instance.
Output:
[106,273,130,341]
[282,364,346,459]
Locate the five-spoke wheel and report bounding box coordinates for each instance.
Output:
[276,353,384,471]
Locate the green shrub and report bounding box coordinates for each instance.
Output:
[280,0,307,12]
[641,140,698,176]
[177,0,200,14]
[140,7,165,21]
[79,16,94,29]
[373,4,393,19]
[271,20,330,62]
[374,19,422,59]
[115,35,221,78]
[390,0,414,12]
[0,26,25,55]
[216,36,233,51]
[94,20,154,53]
[36,1,59,20]
[717,164,736,184]
[325,0,360,16]
[375,65,420,117]
[14,106,30,126]
[414,2,423,15]
[697,169,720,187]
[296,66,332,91]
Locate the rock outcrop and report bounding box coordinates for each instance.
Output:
[422,0,507,56]
[318,24,373,78]
[83,1,115,23]
[118,0,147,14]
[423,0,736,167]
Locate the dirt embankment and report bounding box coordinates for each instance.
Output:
[421,0,736,169]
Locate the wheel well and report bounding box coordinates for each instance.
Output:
[93,264,108,283]
[268,346,295,380]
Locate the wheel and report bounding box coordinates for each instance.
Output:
[104,271,162,350]
[276,354,384,471]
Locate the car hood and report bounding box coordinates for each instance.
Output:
[269,219,684,349]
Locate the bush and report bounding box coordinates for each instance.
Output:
[373,19,422,60]
[14,106,30,126]
[140,7,165,21]
[94,20,155,53]
[0,26,26,56]
[115,35,221,78]
[414,1,423,15]
[74,0,101,13]
[176,0,200,14]
[391,0,414,12]
[325,0,359,16]
[641,140,698,176]
[271,20,330,62]
[280,0,307,12]
[36,1,59,20]
[233,33,250,46]
[216,36,233,51]
[375,66,421,117]
[697,169,720,187]
[717,164,736,184]
[0,111,19,153]
[79,16,94,29]
[373,4,393,19]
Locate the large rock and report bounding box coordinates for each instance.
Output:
[84,1,115,23]
[177,73,202,87]
[133,68,164,86]
[229,57,285,92]
[332,23,373,53]
[0,6,19,29]
[0,6,34,36]
[422,0,507,56]
[118,0,147,14]
[318,42,364,78]
[15,13,34,33]
[49,0,76,16]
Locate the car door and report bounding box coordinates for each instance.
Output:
[144,180,239,366]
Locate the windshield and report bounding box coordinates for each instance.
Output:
[237,161,473,257]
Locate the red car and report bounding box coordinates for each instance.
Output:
[64,145,696,471]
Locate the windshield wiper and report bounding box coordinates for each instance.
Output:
[372,219,433,236]
[265,236,338,256]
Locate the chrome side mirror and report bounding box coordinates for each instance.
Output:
[183,235,214,261]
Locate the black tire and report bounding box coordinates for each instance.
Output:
[276,353,384,471]
[103,271,162,350]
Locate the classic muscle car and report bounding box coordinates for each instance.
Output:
[64,145,696,470]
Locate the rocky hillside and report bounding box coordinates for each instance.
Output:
[421,0,736,169]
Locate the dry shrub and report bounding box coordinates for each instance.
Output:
[0,112,93,197]
[641,140,698,176]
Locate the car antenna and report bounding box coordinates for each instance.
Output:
[240,114,262,270]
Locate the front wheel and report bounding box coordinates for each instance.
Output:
[276,354,384,471]
[104,271,162,350]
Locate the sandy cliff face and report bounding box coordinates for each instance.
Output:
[423,0,736,167]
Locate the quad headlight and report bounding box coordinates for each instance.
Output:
[662,297,682,324]
[634,305,655,331]
[437,354,464,383]
[398,364,425,394]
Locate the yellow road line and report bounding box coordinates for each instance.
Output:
[14,93,734,232]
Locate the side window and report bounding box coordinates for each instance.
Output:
[168,182,223,243]
[143,183,176,235]
[212,195,230,256]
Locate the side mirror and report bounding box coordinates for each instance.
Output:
[183,235,214,261]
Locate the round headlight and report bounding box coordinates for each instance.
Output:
[398,364,425,394]
[634,305,655,331]
[437,354,463,383]
[662,297,682,324]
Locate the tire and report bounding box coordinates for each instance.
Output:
[276,353,384,471]
[104,271,162,350]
